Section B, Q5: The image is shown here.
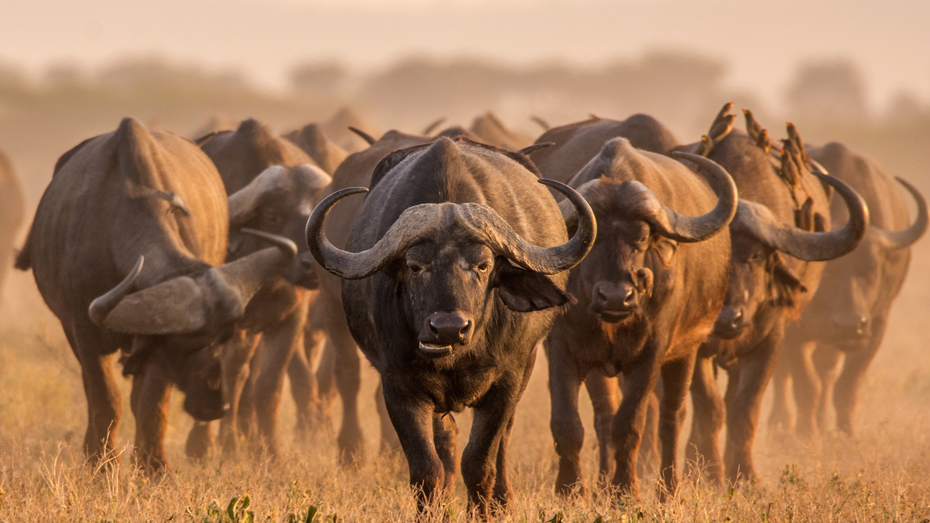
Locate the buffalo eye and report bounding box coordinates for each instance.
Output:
[407,262,425,274]
[476,262,490,274]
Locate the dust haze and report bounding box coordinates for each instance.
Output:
[1,0,929,520]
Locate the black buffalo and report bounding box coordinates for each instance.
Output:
[770,143,927,439]
[306,137,596,516]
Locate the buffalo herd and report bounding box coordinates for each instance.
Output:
[6,103,927,517]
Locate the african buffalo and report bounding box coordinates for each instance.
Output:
[686,108,870,484]
[530,114,681,184]
[307,137,596,516]
[769,143,927,439]
[530,114,689,484]
[543,136,738,498]
[468,112,534,150]
[284,123,348,175]
[16,118,296,471]
[188,118,331,457]
[0,149,25,302]
[323,107,381,153]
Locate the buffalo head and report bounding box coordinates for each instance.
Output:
[306,179,596,359]
[565,151,738,324]
[820,177,927,345]
[713,171,870,340]
[227,164,331,289]
[88,230,297,420]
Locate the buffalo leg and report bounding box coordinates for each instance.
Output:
[492,412,517,508]
[131,363,172,473]
[547,338,586,496]
[376,381,402,454]
[382,384,443,515]
[433,413,459,493]
[288,340,316,438]
[768,347,795,434]
[185,421,214,461]
[611,353,661,498]
[724,327,783,483]
[219,332,261,454]
[584,371,620,486]
[325,303,365,465]
[812,345,842,432]
[237,344,260,443]
[463,380,523,517]
[833,323,884,436]
[686,354,724,485]
[788,340,821,442]
[71,321,122,466]
[253,300,309,457]
[656,351,697,499]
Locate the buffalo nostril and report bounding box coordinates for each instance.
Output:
[623,287,636,307]
[460,321,473,339]
[730,310,743,329]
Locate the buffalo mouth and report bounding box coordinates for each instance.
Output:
[712,324,745,340]
[596,309,634,323]
[184,398,229,422]
[418,342,454,358]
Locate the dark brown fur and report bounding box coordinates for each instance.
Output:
[18,118,230,471]
[542,136,732,498]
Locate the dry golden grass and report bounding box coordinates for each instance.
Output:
[2,240,930,523]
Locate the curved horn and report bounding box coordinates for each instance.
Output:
[306,181,597,279]
[652,152,740,242]
[348,126,376,145]
[88,256,145,325]
[210,228,298,303]
[871,177,928,250]
[422,117,446,135]
[228,165,332,226]
[227,165,287,226]
[517,142,554,156]
[733,172,869,261]
[480,179,597,274]
[99,231,297,336]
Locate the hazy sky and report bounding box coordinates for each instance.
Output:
[2,0,928,111]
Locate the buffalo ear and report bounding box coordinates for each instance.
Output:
[770,252,807,308]
[496,267,573,312]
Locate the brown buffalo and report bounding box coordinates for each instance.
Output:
[16,118,296,471]
[529,114,685,480]
[323,107,382,153]
[769,143,927,439]
[284,123,348,175]
[530,114,681,184]
[542,135,738,498]
[187,118,331,457]
[468,112,534,150]
[687,108,869,484]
